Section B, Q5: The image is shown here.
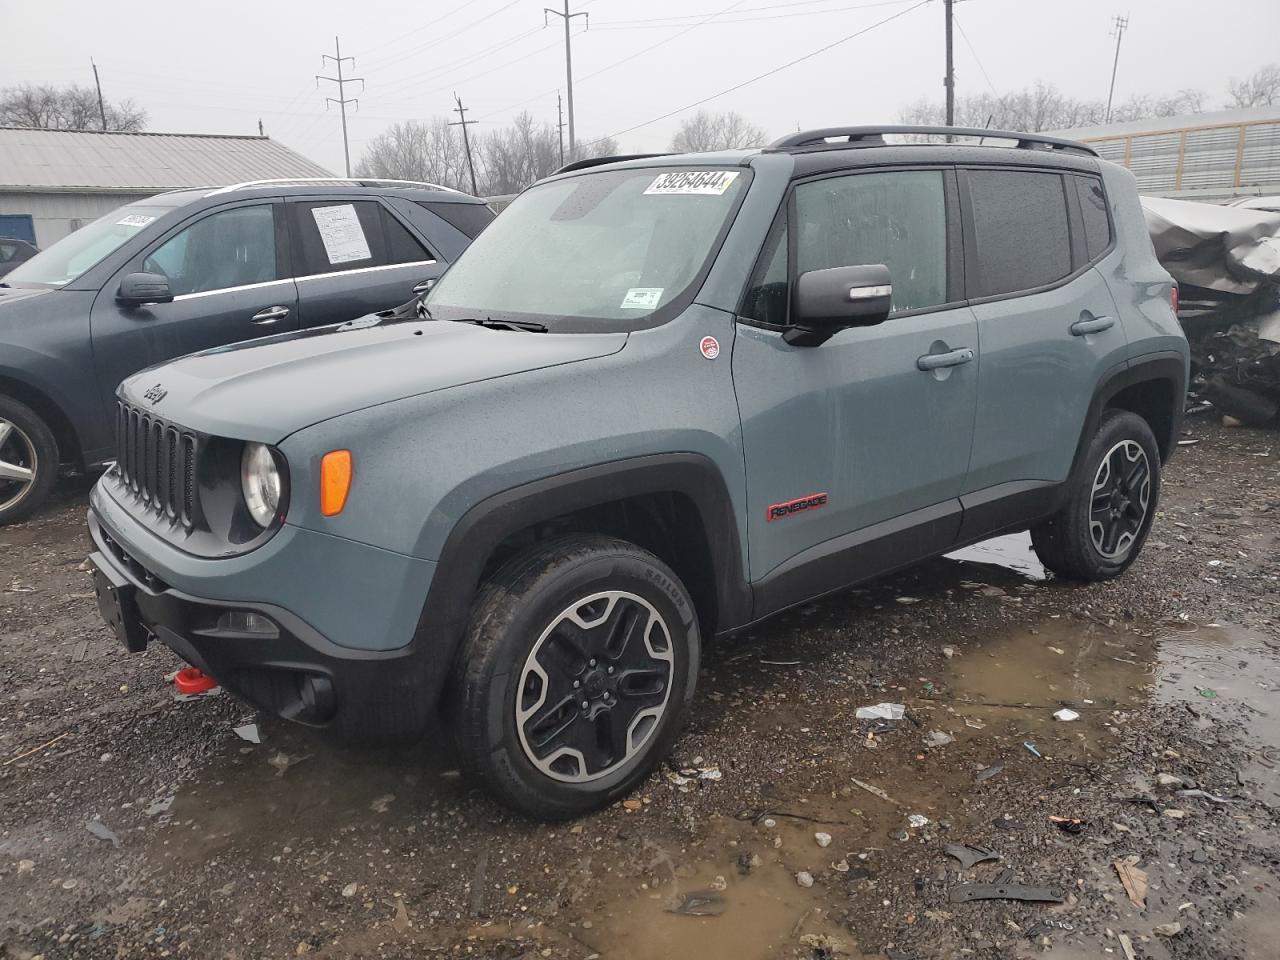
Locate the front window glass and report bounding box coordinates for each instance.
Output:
[5,204,171,288]
[425,167,749,328]
[143,204,278,296]
[795,170,948,314]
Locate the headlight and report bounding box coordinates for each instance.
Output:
[241,442,284,527]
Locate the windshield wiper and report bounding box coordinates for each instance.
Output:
[448,316,548,333]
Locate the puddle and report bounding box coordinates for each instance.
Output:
[587,858,848,960]
[945,531,1047,581]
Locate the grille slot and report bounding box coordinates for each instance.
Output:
[114,401,199,528]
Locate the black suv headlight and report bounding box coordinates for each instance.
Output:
[241,442,286,527]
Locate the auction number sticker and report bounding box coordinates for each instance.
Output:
[644,171,739,196]
[116,214,156,227]
[620,287,664,310]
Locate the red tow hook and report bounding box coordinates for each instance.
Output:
[174,667,218,695]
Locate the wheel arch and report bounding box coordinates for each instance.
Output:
[1069,352,1187,489]
[0,370,83,469]
[412,453,752,709]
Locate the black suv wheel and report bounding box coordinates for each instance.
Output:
[1031,409,1161,582]
[446,535,700,819]
[0,396,58,526]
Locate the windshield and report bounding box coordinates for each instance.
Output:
[425,167,749,329]
[4,203,173,288]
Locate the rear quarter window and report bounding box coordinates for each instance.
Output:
[1074,175,1113,261]
[418,201,496,239]
[966,170,1072,298]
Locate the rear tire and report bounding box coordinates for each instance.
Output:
[445,535,700,820]
[0,395,58,526]
[1031,409,1160,582]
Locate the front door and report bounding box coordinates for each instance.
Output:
[733,167,979,600]
[89,200,299,412]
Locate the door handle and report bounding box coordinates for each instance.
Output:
[917,347,974,371]
[1070,316,1114,336]
[251,305,291,325]
[412,278,437,296]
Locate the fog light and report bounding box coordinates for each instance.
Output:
[216,610,279,637]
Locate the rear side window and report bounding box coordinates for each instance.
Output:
[1074,175,1113,261]
[794,170,948,314]
[966,170,1071,298]
[292,200,432,276]
[419,201,495,239]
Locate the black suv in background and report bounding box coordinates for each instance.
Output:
[0,179,493,523]
[0,238,39,279]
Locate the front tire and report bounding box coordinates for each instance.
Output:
[0,396,58,526]
[1031,409,1161,582]
[446,535,700,820]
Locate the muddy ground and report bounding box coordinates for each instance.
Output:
[2,420,1279,960]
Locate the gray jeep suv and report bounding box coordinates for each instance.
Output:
[88,127,1187,819]
[0,179,492,524]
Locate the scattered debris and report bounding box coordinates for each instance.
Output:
[1156,772,1185,788]
[1023,742,1042,759]
[84,820,120,848]
[941,646,956,658]
[895,596,921,604]
[992,816,1025,832]
[267,751,310,778]
[948,883,1063,904]
[814,832,832,848]
[622,799,643,811]
[855,703,905,721]
[1048,815,1086,834]
[1114,856,1149,909]
[341,882,358,898]
[1154,921,1183,938]
[975,763,1004,783]
[707,875,728,892]
[795,871,815,888]
[4,731,70,766]
[144,797,173,818]
[1118,933,1138,960]
[907,814,930,829]
[1197,687,1218,699]
[944,844,1002,870]
[924,730,954,748]
[1177,788,1234,804]
[1053,708,1080,722]
[850,777,896,804]
[369,794,395,813]
[232,723,261,744]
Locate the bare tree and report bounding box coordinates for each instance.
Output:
[357,114,619,196]
[900,81,1206,133]
[670,110,768,153]
[1227,64,1280,108]
[0,83,145,132]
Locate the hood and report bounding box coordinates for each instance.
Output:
[0,285,53,310]
[119,318,628,441]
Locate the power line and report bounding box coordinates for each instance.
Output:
[589,0,933,145]
[317,36,364,177]
[590,0,917,29]
[373,27,544,100]
[953,13,997,96]
[365,0,527,75]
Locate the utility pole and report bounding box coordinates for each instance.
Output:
[449,94,480,196]
[317,36,364,177]
[943,0,955,129]
[556,92,566,166]
[91,59,107,131]
[544,1,588,157]
[1105,14,1129,124]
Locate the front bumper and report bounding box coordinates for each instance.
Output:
[88,486,441,740]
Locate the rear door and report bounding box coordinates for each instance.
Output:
[960,166,1128,501]
[287,198,442,327]
[89,199,299,412]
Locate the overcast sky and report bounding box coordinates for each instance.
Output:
[6,0,1279,176]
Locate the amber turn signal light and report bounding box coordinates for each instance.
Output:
[320,450,353,517]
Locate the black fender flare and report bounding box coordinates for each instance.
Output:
[409,452,751,709]
[1066,350,1188,494]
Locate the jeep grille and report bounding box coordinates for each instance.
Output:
[114,401,200,529]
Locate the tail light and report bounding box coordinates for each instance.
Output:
[1171,284,1179,314]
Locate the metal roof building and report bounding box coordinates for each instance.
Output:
[1048,106,1280,202]
[0,128,332,247]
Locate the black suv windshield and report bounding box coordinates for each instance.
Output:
[424,166,749,330]
[4,202,175,288]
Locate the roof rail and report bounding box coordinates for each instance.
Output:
[554,153,672,175]
[768,126,1099,158]
[204,177,466,197]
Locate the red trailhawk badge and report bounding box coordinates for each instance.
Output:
[699,336,720,360]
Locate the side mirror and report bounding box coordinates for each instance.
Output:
[116,272,174,308]
[785,264,892,346]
